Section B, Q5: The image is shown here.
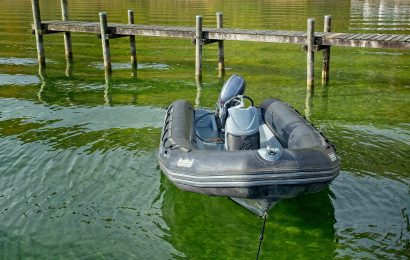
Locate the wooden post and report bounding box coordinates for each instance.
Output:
[195,15,203,80]
[307,18,315,89]
[60,0,73,62]
[216,12,225,78]
[99,12,112,75]
[31,0,46,70]
[128,10,137,76]
[321,15,331,85]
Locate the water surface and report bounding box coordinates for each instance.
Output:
[0,0,409,258]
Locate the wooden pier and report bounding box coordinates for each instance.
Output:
[31,0,410,87]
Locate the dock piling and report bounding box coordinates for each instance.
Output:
[321,15,331,85]
[216,12,225,78]
[60,0,73,63]
[99,12,112,76]
[307,18,315,90]
[30,2,410,85]
[128,10,137,76]
[195,15,203,80]
[31,0,46,71]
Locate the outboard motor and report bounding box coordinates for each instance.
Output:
[216,75,260,151]
[216,75,246,128]
[224,96,260,150]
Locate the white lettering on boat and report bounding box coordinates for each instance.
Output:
[328,152,337,162]
[177,158,194,168]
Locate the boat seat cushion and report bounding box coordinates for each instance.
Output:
[261,98,325,149]
[162,100,194,152]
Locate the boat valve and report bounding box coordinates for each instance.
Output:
[266,146,279,155]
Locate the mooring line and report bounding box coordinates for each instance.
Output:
[256,211,268,260]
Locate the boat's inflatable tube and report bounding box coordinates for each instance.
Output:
[158,98,340,199]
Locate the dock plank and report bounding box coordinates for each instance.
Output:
[35,20,410,50]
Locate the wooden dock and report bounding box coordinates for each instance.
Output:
[38,20,410,50]
[31,0,410,88]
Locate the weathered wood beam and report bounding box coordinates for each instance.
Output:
[206,29,311,44]
[34,21,410,50]
[322,37,410,50]
[31,29,63,34]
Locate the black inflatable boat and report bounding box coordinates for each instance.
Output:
[158,75,340,215]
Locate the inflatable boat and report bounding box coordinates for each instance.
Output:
[158,75,340,215]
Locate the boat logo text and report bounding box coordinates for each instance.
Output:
[328,152,337,162]
[177,158,194,168]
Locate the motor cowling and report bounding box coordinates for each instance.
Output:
[216,75,246,127]
[224,105,260,151]
[216,75,260,151]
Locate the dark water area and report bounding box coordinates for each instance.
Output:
[0,0,409,258]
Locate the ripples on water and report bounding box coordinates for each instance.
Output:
[89,62,171,70]
[350,0,410,31]
[0,0,409,258]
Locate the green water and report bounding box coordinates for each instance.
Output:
[0,0,409,258]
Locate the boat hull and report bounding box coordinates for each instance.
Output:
[158,98,340,206]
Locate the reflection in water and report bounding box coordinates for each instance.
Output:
[305,88,313,120]
[230,197,278,217]
[350,0,410,31]
[218,74,225,91]
[37,69,46,103]
[130,94,137,104]
[104,72,112,106]
[65,61,73,78]
[331,173,410,258]
[0,74,40,86]
[195,78,202,108]
[161,175,337,259]
[37,77,46,103]
[320,83,329,116]
[38,62,46,78]
[0,57,38,66]
[88,62,170,70]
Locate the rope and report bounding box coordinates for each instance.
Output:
[256,212,268,260]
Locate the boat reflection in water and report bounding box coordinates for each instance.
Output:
[160,172,337,259]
